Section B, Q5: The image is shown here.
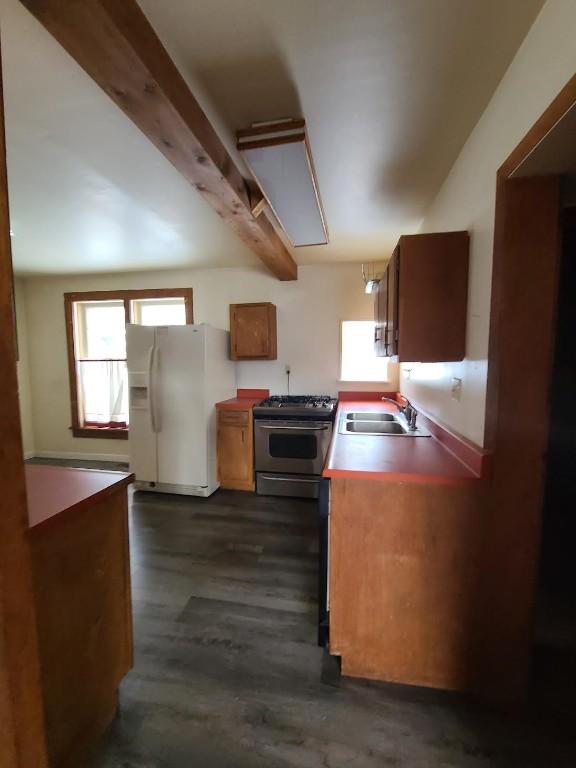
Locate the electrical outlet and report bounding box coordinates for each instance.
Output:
[285,364,291,375]
[450,377,462,401]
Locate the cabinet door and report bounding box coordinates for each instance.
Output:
[230,303,277,360]
[386,248,399,358]
[374,269,388,357]
[396,232,468,362]
[217,411,254,491]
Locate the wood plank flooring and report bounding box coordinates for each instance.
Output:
[27,460,576,766]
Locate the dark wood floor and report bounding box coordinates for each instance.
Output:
[27,459,576,766]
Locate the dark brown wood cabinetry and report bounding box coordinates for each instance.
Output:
[375,231,469,362]
[230,302,277,360]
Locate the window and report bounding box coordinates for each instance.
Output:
[130,297,187,326]
[65,289,193,438]
[340,320,389,382]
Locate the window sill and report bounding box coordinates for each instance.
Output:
[71,427,129,440]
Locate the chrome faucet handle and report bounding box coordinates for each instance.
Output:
[381,396,418,429]
[404,402,417,430]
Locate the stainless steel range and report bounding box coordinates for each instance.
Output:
[253,395,338,498]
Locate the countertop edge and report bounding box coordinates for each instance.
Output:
[322,467,481,486]
[27,467,134,532]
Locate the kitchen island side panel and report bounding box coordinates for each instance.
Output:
[30,483,133,767]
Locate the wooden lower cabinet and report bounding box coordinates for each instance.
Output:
[329,476,484,692]
[29,479,133,768]
[217,408,255,491]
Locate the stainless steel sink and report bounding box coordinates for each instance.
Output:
[345,412,396,421]
[345,421,407,435]
[338,413,431,437]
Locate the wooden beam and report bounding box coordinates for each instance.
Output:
[251,197,267,219]
[19,0,297,281]
[246,181,267,218]
[0,45,49,768]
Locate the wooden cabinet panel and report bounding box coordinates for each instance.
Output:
[386,248,399,358]
[374,269,388,357]
[230,303,277,360]
[218,410,249,426]
[30,487,132,767]
[398,232,469,363]
[374,232,468,362]
[329,476,483,691]
[217,409,255,491]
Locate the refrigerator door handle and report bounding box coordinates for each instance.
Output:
[153,344,161,433]
[148,344,159,433]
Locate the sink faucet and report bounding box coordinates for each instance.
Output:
[381,397,418,431]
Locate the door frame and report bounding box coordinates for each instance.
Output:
[480,73,576,704]
[0,43,49,767]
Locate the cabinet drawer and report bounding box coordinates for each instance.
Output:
[218,410,250,426]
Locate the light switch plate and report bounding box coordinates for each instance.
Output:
[451,377,462,401]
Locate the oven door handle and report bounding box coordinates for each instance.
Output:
[259,475,321,483]
[257,425,329,431]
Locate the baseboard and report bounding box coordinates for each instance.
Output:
[23,450,36,460]
[34,450,129,464]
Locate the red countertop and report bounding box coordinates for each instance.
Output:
[323,400,483,486]
[216,388,269,411]
[26,465,134,530]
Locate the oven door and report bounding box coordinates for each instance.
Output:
[254,419,332,475]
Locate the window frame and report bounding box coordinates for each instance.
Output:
[339,319,390,383]
[64,288,193,439]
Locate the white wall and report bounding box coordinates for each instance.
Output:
[14,279,35,457]
[22,264,398,459]
[401,0,576,446]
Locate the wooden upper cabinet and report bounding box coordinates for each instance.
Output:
[386,247,399,358]
[374,268,388,357]
[230,303,277,360]
[375,232,469,362]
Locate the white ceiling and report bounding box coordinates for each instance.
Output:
[0,0,544,275]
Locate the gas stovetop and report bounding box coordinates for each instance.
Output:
[253,395,338,420]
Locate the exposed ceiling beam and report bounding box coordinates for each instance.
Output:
[19,0,297,281]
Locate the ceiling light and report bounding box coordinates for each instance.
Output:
[237,119,328,247]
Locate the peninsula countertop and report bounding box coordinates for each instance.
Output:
[26,464,134,530]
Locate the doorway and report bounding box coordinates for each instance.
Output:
[532,183,576,710]
[480,74,576,706]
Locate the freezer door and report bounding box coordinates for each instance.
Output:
[126,324,158,482]
[155,325,209,487]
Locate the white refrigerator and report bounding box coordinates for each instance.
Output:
[126,323,236,497]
